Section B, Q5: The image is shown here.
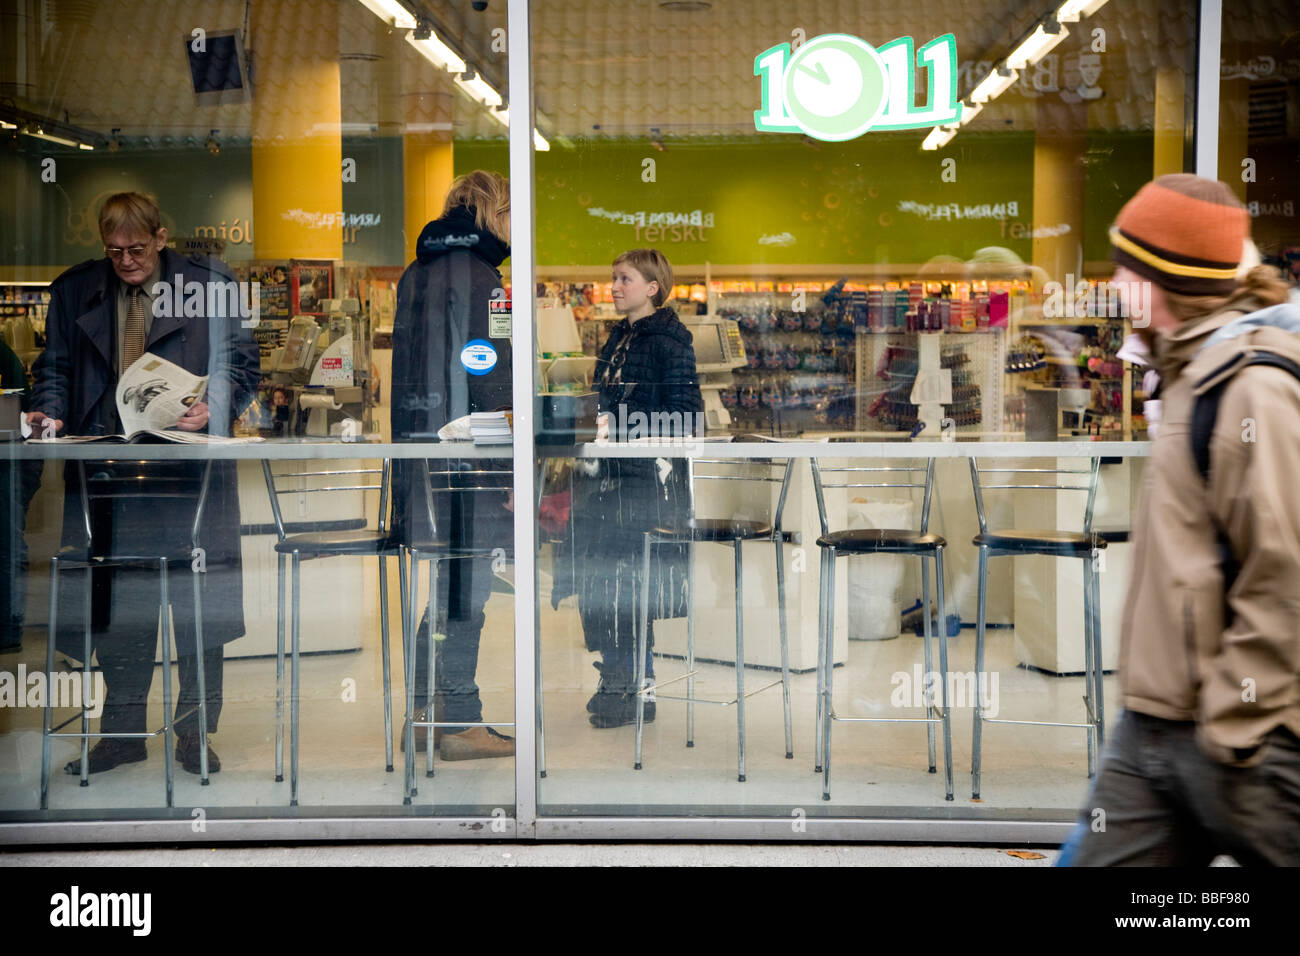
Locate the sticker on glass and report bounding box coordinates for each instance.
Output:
[460,339,498,376]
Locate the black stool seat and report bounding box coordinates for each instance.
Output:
[275,530,400,558]
[973,529,1108,556]
[654,518,773,542]
[817,529,946,554]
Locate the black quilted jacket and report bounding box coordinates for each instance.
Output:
[594,306,703,430]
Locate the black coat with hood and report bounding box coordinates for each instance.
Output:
[389,205,512,549]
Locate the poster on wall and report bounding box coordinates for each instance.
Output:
[291,260,334,316]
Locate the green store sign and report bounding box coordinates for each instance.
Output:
[754,33,961,141]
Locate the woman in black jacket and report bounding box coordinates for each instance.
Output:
[575,249,703,727]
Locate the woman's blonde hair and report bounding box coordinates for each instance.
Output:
[444,170,510,245]
[1165,265,1292,322]
[613,248,674,307]
[98,192,162,242]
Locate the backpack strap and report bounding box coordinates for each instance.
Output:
[1191,350,1300,482]
[1189,350,1300,614]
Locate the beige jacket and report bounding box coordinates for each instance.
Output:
[1119,293,1300,764]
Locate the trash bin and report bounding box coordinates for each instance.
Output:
[845,498,915,641]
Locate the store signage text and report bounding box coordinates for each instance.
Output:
[754,33,960,142]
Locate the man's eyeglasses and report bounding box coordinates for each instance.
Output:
[104,244,151,261]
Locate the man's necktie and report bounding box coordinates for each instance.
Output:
[122,286,146,371]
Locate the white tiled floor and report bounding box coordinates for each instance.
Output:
[1,560,1107,819]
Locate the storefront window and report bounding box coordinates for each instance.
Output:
[529,0,1198,821]
[1,0,515,824]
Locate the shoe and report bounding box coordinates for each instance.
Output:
[588,693,655,729]
[175,733,221,775]
[63,738,147,775]
[400,700,445,752]
[439,726,515,760]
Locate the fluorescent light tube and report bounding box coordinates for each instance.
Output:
[405,31,466,73]
[957,100,984,126]
[1056,0,1109,22]
[921,126,957,150]
[355,0,417,29]
[970,65,1019,103]
[28,128,84,149]
[455,72,503,109]
[1006,21,1068,70]
[533,129,550,151]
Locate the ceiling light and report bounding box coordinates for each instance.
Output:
[1006,19,1068,70]
[455,71,503,109]
[405,28,466,73]
[0,120,16,130]
[355,0,417,29]
[970,65,1019,103]
[921,126,957,151]
[533,129,550,151]
[28,128,84,149]
[1056,0,1109,22]
[957,100,984,127]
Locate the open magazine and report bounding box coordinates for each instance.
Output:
[31,353,258,444]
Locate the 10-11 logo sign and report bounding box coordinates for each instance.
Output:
[754,33,961,141]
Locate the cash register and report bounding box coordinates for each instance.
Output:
[537,303,598,443]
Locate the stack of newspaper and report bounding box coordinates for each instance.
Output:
[470,411,512,445]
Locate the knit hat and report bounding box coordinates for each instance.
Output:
[1109,174,1248,295]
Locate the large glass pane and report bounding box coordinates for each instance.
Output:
[1,0,514,823]
[531,0,1196,819]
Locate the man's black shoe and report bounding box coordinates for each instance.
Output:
[589,694,655,728]
[175,733,221,774]
[63,738,147,775]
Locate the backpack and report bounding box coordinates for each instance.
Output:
[1190,350,1300,609]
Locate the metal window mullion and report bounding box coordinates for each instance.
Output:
[1195,0,1222,177]
[508,0,537,839]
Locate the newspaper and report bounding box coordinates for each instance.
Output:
[115,353,209,435]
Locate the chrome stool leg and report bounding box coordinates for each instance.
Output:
[921,553,936,774]
[634,531,652,771]
[1082,559,1097,778]
[774,532,792,759]
[424,556,438,779]
[821,548,837,801]
[79,564,92,787]
[936,548,954,801]
[403,550,420,804]
[40,557,59,809]
[685,536,696,748]
[290,551,301,807]
[814,547,830,774]
[1091,556,1105,749]
[734,537,746,783]
[160,559,175,809]
[379,554,394,772]
[972,545,989,800]
[192,563,210,785]
[275,552,285,782]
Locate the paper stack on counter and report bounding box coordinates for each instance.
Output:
[470,411,513,445]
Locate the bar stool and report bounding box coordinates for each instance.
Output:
[401,458,515,805]
[261,460,402,807]
[634,458,796,782]
[41,459,215,809]
[810,458,953,802]
[968,456,1105,799]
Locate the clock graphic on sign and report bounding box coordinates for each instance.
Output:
[783,34,889,142]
